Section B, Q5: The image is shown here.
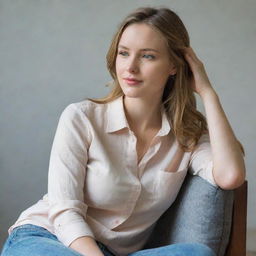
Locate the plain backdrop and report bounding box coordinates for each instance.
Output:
[1,0,255,251]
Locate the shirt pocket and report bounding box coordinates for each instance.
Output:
[153,168,187,211]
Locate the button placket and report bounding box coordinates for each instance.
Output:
[125,132,138,174]
[111,181,141,228]
[138,138,161,178]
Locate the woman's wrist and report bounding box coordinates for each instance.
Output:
[69,236,104,256]
[199,86,218,102]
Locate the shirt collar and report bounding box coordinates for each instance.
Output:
[106,95,171,136]
[106,96,129,133]
[157,107,171,137]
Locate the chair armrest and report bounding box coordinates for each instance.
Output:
[225,181,248,256]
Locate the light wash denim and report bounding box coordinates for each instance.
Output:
[1,224,216,256]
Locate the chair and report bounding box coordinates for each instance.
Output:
[225,180,247,256]
[144,173,248,256]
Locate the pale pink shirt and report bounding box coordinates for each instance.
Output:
[8,95,216,256]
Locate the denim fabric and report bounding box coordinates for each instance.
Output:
[0,224,114,256]
[128,243,216,256]
[1,224,216,256]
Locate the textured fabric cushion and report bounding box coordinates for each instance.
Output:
[143,172,234,256]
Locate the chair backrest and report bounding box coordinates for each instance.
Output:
[225,181,248,256]
[143,173,248,256]
[143,173,235,256]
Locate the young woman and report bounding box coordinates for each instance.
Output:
[1,6,245,256]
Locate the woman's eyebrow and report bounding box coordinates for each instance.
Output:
[118,45,160,53]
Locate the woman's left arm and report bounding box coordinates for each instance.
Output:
[184,47,245,190]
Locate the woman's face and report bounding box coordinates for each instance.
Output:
[115,23,176,101]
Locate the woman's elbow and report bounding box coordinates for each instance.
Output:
[213,168,246,190]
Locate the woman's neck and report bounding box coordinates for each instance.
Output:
[123,96,162,134]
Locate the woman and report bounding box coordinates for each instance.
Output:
[1,6,245,256]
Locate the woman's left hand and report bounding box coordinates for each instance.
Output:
[183,47,214,97]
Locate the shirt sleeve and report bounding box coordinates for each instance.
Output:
[188,133,217,187]
[47,103,94,247]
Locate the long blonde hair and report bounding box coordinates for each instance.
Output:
[89,6,243,153]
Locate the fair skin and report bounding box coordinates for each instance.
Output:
[116,23,176,163]
[183,47,245,189]
[69,22,245,256]
[70,236,104,256]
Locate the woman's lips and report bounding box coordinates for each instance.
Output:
[123,78,142,85]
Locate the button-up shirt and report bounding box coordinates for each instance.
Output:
[8,95,216,256]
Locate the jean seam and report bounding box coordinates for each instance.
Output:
[1,229,19,256]
[13,224,48,232]
[2,224,58,255]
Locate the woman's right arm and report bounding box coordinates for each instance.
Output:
[70,236,104,256]
[47,104,103,255]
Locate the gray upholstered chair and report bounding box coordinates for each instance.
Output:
[143,172,247,256]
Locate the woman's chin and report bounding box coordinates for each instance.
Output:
[121,88,143,98]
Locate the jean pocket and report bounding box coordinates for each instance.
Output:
[13,224,43,231]
[13,224,56,240]
[1,225,43,254]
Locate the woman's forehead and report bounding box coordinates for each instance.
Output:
[118,23,168,53]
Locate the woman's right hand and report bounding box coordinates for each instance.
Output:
[69,236,104,256]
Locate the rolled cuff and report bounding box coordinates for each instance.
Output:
[55,220,95,247]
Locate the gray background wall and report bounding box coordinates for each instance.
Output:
[1,0,255,251]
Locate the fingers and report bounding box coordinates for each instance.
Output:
[183,47,199,61]
[183,47,204,69]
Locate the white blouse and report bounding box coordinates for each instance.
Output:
[8,95,216,256]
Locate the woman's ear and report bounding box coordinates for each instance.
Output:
[170,66,177,76]
[170,65,177,76]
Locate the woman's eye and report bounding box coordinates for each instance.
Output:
[118,51,128,56]
[143,54,155,60]
[118,51,155,60]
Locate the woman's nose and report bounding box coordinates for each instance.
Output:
[127,57,139,73]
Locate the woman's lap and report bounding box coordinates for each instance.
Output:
[1,224,84,256]
[1,224,216,256]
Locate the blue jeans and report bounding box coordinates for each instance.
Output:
[1,224,216,256]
